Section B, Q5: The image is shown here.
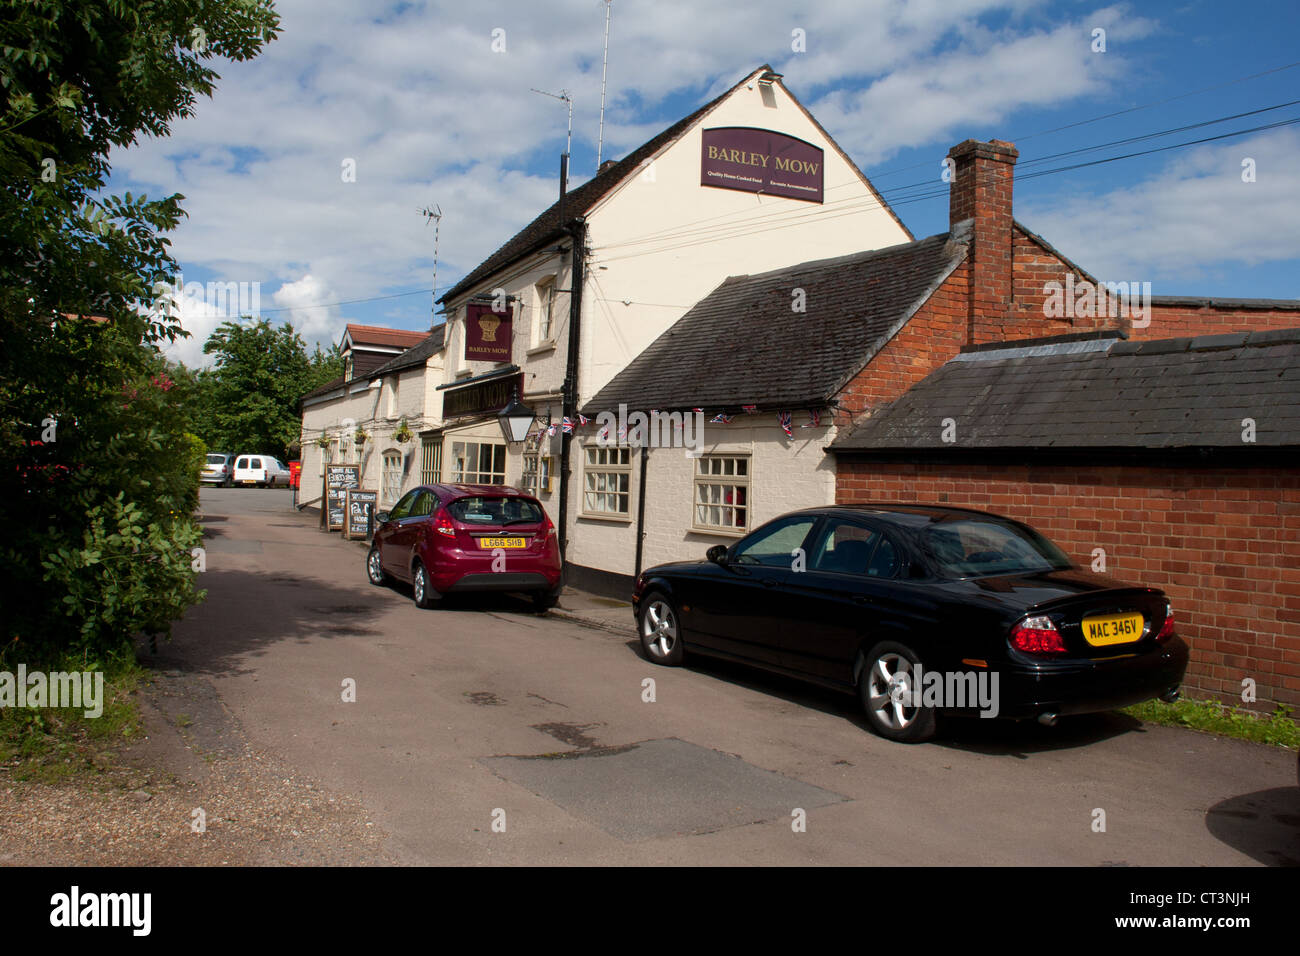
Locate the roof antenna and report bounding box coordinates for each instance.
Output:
[419,203,442,327]
[531,87,574,219]
[596,1,613,170]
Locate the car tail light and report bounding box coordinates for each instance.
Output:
[1154,601,1175,642]
[433,510,456,537]
[539,512,555,539]
[1010,614,1068,654]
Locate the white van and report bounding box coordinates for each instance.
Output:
[233,454,291,487]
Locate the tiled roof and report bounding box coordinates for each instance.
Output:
[439,66,770,306]
[344,323,429,349]
[581,230,968,414]
[831,328,1300,451]
[369,325,446,378]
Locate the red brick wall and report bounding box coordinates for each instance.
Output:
[832,261,970,427]
[835,461,1300,712]
[1139,304,1300,341]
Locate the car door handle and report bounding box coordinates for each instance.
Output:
[762,578,779,588]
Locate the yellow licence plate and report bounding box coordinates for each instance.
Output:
[478,537,527,549]
[1082,612,1144,646]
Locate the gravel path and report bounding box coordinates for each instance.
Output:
[0,667,398,866]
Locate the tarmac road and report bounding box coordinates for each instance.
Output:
[153,486,1299,865]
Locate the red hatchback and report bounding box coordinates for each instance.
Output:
[366,483,562,610]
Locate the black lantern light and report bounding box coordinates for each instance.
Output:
[497,387,536,444]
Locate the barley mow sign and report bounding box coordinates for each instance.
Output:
[465,301,513,363]
[700,127,824,203]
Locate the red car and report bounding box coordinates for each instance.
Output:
[366,483,562,611]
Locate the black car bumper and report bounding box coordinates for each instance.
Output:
[987,636,1190,719]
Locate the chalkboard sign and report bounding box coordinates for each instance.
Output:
[326,464,360,490]
[326,465,360,531]
[345,489,379,540]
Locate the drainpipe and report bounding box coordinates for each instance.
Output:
[557,217,586,563]
[634,443,648,578]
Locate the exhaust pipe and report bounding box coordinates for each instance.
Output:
[1037,712,1058,727]
[1159,687,1180,704]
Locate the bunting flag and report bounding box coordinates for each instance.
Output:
[692,408,703,413]
[742,405,758,414]
[778,411,793,438]
[561,417,575,433]
[617,424,628,442]
[598,424,610,441]
[710,412,733,424]
[546,424,558,437]
[801,410,821,428]
[577,414,590,426]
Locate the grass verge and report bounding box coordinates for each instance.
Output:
[0,651,147,785]
[1124,696,1299,749]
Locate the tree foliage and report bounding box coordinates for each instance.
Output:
[0,0,279,664]
[195,320,340,459]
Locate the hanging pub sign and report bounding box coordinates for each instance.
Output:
[344,489,379,540]
[700,127,824,203]
[465,301,513,363]
[325,464,360,532]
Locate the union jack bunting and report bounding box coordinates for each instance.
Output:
[710,412,732,424]
[577,414,589,426]
[561,417,574,433]
[801,410,821,428]
[692,408,703,413]
[546,424,558,437]
[741,405,757,414]
[777,411,793,438]
[598,424,610,440]
[618,424,628,442]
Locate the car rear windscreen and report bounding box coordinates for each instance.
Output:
[918,518,1072,578]
[447,496,545,525]
[206,455,226,464]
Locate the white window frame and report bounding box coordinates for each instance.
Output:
[582,444,632,517]
[521,446,553,496]
[534,275,557,347]
[382,450,403,504]
[449,440,506,485]
[693,454,751,534]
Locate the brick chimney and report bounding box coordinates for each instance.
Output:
[947,139,1018,344]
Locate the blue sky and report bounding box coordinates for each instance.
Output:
[106,0,1300,365]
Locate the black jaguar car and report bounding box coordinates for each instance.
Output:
[632,504,1188,742]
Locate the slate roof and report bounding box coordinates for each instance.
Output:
[581,230,968,414]
[300,374,346,404]
[369,324,445,378]
[831,328,1300,452]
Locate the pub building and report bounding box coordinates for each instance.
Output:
[297,66,1300,713]
[299,64,909,534]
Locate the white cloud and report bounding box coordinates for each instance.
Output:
[109,0,1160,356]
[1017,127,1300,286]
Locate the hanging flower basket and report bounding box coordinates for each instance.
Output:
[394,418,412,443]
[315,436,331,449]
[354,428,369,445]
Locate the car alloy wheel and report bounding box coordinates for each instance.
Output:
[639,593,683,665]
[859,641,938,743]
[412,561,439,609]
[366,547,387,585]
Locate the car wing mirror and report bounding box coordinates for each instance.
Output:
[375,511,390,524]
[706,544,729,565]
